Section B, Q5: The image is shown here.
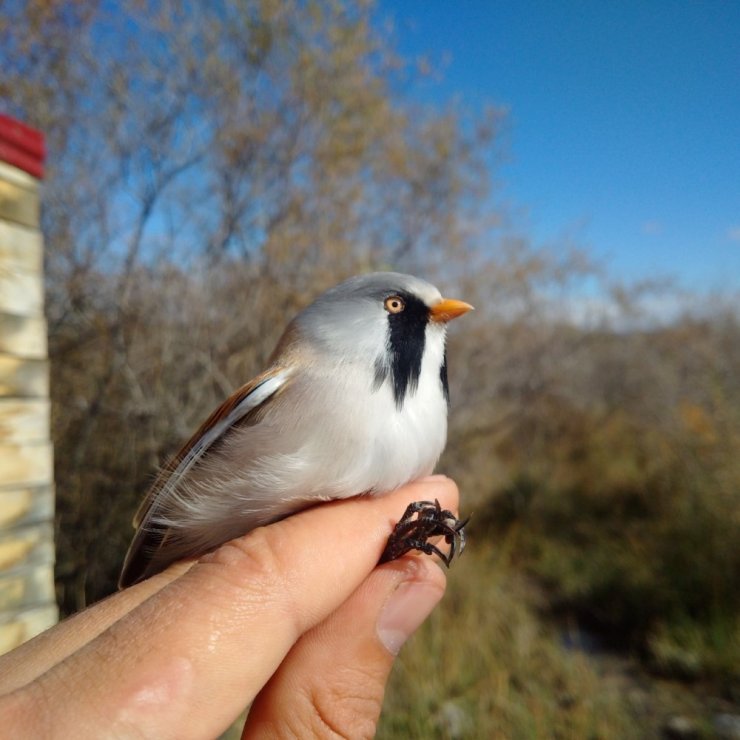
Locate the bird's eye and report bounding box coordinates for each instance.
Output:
[384,295,406,314]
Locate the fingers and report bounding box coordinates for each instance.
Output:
[0,561,192,694]
[244,555,446,739]
[2,476,458,740]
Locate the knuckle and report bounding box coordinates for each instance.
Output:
[199,524,304,635]
[296,665,385,739]
[5,677,64,738]
[0,687,45,736]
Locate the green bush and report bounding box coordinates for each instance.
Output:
[481,405,740,685]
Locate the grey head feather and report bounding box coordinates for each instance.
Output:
[308,272,442,310]
[294,272,442,363]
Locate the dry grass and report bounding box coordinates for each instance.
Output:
[378,538,639,739]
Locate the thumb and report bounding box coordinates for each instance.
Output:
[244,555,446,739]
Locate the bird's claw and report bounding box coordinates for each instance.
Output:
[379,499,469,567]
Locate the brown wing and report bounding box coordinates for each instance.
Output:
[118,365,291,588]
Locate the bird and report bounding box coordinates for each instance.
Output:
[119,272,473,588]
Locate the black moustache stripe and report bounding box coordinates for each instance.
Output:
[440,349,450,405]
[386,292,429,410]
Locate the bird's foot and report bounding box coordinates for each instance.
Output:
[379,499,469,568]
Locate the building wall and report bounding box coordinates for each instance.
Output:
[0,150,57,655]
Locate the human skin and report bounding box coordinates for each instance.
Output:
[0,476,458,739]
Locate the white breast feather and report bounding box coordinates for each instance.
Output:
[152,324,448,549]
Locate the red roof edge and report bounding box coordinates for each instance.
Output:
[0,114,46,179]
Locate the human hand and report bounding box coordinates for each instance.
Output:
[0,476,458,739]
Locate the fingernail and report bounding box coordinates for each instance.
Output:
[376,564,444,655]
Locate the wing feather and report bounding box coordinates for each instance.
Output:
[119,366,291,587]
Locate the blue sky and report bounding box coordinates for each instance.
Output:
[379,1,740,293]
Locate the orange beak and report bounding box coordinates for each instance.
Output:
[429,298,474,323]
